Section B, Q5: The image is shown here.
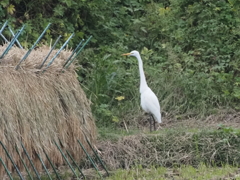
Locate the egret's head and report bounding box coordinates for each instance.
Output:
[122,50,140,57]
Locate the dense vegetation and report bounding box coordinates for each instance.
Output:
[1,0,240,128]
[0,0,240,118]
[2,1,240,179]
[87,0,240,126]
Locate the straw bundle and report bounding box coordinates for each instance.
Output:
[0,45,96,177]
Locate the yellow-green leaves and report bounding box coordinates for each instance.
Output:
[115,96,125,101]
[7,4,15,15]
[159,7,170,16]
[112,116,119,123]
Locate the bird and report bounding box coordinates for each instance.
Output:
[122,50,161,131]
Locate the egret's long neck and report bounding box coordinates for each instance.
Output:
[136,54,148,93]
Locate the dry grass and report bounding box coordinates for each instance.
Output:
[97,112,240,171]
[98,133,191,170]
[0,44,97,177]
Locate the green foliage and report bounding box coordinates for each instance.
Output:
[0,0,103,47]
[158,0,240,102]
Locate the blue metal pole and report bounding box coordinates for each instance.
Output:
[0,25,25,59]
[8,26,23,49]
[43,33,74,71]
[64,35,92,69]
[63,39,84,67]
[15,23,51,70]
[0,21,9,43]
[0,21,8,36]
[0,33,9,43]
[39,35,62,69]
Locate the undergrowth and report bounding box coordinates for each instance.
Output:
[79,47,233,128]
[98,125,240,170]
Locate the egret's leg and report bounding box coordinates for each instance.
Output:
[153,118,156,131]
[149,114,152,132]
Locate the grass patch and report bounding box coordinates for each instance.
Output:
[105,164,240,180]
[97,126,142,141]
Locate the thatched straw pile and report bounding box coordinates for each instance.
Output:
[0,44,96,177]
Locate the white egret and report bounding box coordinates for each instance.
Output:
[122,50,161,131]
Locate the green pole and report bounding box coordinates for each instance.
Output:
[36,153,52,180]
[43,149,62,180]
[85,137,109,176]
[20,142,41,179]
[15,145,34,180]
[0,141,24,180]
[66,150,86,179]
[0,157,14,180]
[54,140,79,179]
[77,139,103,179]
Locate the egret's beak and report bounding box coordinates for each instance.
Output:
[122,53,131,56]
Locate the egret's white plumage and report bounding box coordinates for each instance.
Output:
[122,50,161,130]
[141,88,161,123]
